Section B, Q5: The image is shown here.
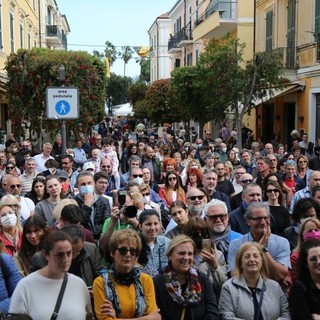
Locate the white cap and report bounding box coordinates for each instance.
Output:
[83,162,96,171]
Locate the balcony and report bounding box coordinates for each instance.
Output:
[193,0,237,41]
[168,26,193,54]
[45,25,67,50]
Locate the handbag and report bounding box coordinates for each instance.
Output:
[50,273,68,320]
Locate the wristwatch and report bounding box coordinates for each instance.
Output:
[262,246,269,253]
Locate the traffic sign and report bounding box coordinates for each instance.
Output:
[46,87,79,119]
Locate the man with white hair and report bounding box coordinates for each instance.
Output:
[204,199,242,261]
[34,142,54,172]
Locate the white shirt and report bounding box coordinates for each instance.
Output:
[34,153,54,172]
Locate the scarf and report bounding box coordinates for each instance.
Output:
[210,226,230,260]
[102,264,146,318]
[163,261,202,307]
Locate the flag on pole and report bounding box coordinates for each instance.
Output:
[105,57,111,78]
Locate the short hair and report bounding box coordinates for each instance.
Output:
[183,216,210,240]
[312,186,320,197]
[43,142,52,149]
[292,198,320,223]
[61,154,74,162]
[128,155,141,166]
[170,200,187,215]
[240,148,251,156]
[60,204,82,224]
[61,224,85,242]
[108,229,142,256]
[53,199,78,221]
[76,170,94,186]
[166,234,195,257]
[126,181,140,191]
[94,171,109,183]
[234,242,268,279]
[256,156,271,166]
[45,159,59,168]
[42,230,72,255]
[284,159,296,168]
[139,183,150,193]
[244,202,270,220]
[24,157,35,165]
[138,209,160,224]
[203,198,228,215]
[297,239,320,280]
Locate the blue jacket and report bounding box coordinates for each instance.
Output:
[0,254,21,315]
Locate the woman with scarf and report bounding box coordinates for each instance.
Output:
[93,228,161,320]
[153,235,219,320]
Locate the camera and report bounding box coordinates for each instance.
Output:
[118,190,137,218]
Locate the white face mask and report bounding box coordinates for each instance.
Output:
[132,177,143,185]
[48,167,56,174]
[143,195,150,204]
[222,148,227,153]
[1,213,17,228]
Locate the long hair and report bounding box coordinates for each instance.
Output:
[264,180,284,206]
[294,217,320,253]
[164,172,185,202]
[186,168,202,186]
[162,157,178,173]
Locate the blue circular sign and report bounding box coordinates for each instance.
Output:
[55,100,70,115]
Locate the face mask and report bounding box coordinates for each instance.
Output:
[132,177,143,185]
[197,144,202,148]
[80,185,94,195]
[12,148,18,153]
[143,195,150,204]
[303,231,320,241]
[1,213,17,227]
[222,148,227,153]
[61,183,69,193]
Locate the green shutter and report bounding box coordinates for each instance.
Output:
[266,11,273,52]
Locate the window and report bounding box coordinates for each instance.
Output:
[28,32,31,49]
[10,12,14,53]
[20,24,23,48]
[265,11,273,52]
[187,53,193,66]
[286,0,296,69]
[196,49,199,63]
[316,0,320,36]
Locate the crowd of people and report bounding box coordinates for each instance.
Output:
[1,120,320,319]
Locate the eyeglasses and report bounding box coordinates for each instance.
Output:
[168,177,177,181]
[22,145,29,147]
[101,165,111,169]
[142,193,150,196]
[187,195,205,201]
[10,184,22,189]
[6,167,14,170]
[266,189,279,194]
[206,214,228,222]
[249,216,270,222]
[133,174,143,178]
[116,247,138,256]
[240,179,253,184]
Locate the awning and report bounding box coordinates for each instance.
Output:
[252,81,305,106]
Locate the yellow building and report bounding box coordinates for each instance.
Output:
[0,0,69,138]
[255,0,320,145]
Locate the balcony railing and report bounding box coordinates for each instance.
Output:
[195,0,236,27]
[168,26,193,51]
[271,47,297,70]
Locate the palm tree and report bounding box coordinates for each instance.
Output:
[121,45,134,76]
[104,41,118,66]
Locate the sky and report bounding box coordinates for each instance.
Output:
[58,0,175,79]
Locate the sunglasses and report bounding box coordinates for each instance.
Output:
[61,162,70,165]
[133,174,143,178]
[206,214,228,222]
[101,165,111,169]
[266,189,279,193]
[188,195,205,201]
[168,177,177,181]
[116,247,138,256]
[6,167,14,170]
[10,184,22,189]
[142,193,150,196]
[240,179,253,184]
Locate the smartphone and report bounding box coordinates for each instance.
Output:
[202,239,212,253]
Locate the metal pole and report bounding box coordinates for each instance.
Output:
[59,65,67,155]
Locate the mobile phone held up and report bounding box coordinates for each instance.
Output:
[202,239,212,253]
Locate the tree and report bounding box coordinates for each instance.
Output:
[121,45,134,76]
[196,37,283,148]
[106,73,133,106]
[128,82,148,108]
[104,41,118,66]
[139,58,150,83]
[145,79,181,124]
[5,48,106,136]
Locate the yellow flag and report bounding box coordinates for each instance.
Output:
[105,57,110,78]
[138,46,151,58]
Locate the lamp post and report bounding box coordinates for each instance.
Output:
[58,64,67,155]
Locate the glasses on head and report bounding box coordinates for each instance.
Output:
[266,189,279,194]
[10,184,22,189]
[6,167,14,170]
[168,176,177,181]
[249,216,270,222]
[133,174,143,178]
[240,179,253,184]
[187,195,205,201]
[206,214,228,222]
[116,247,138,256]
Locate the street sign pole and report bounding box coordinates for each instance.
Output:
[59,65,67,156]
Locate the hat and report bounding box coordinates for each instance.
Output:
[57,170,69,180]
[83,162,96,171]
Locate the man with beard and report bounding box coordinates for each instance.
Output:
[204,199,242,262]
[240,149,258,178]
[202,169,231,212]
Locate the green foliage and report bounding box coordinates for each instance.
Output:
[145,79,180,123]
[139,58,150,83]
[106,73,133,105]
[5,48,106,134]
[128,82,148,107]
[133,99,149,120]
[121,46,134,76]
[104,41,118,66]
